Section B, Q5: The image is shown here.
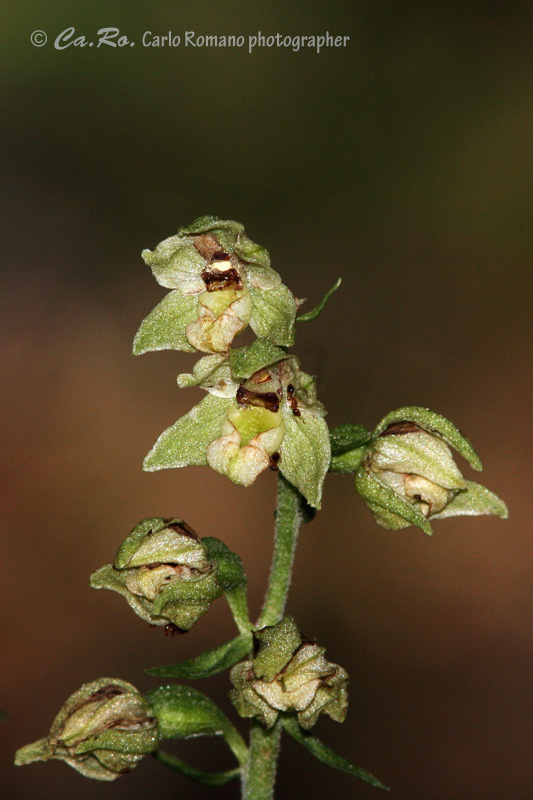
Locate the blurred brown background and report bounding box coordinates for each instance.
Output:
[2,2,532,799]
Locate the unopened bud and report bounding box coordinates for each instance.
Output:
[90,518,223,631]
[230,616,348,730]
[15,679,158,781]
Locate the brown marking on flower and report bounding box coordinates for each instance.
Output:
[380,421,421,437]
[166,520,200,540]
[201,266,243,291]
[164,623,187,636]
[192,233,224,261]
[236,386,280,412]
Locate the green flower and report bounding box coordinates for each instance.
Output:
[344,407,508,534]
[15,679,158,781]
[230,617,348,730]
[133,216,297,355]
[143,353,331,508]
[90,518,223,631]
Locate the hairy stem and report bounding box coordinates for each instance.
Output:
[242,721,282,800]
[243,474,303,799]
[258,474,303,629]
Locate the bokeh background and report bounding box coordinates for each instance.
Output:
[2,2,532,799]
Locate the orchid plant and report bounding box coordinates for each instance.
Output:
[15,216,508,798]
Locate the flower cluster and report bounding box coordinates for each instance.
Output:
[136,219,331,509]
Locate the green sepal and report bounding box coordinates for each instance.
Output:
[234,234,271,268]
[229,339,287,381]
[296,278,342,323]
[373,407,482,471]
[133,290,198,354]
[178,216,244,238]
[282,717,389,791]
[354,466,433,535]
[144,394,233,471]
[177,355,237,397]
[253,616,302,682]
[249,283,297,346]
[146,634,252,680]
[141,241,206,291]
[146,685,248,765]
[330,423,372,456]
[432,480,508,520]
[202,537,251,633]
[279,408,331,510]
[153,750,240,785]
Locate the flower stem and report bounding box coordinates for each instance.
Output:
[258,474,303,629]
[243,474,303,799]
[242,721,282,800]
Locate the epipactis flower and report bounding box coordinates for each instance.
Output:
[90,518,223,630]
[230,616,348,730]
[15,679,158,781]
[143,348,331,508]
[344,406,508,534]
[133,216,297,355]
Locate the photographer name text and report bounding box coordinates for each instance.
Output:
[31,27,350,54]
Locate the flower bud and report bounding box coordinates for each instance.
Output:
[229,616,348,730]
[15,679,158,781]
[354,408,508,533]
[90,518,223,631]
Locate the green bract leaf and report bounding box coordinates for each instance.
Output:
[147,634,252,680]
[146,685,247,765]
[354,466,433,535]
[431,480,508,520]
[203,537,250,633]
[282,718,389,790]
[234,234,271,267]
[249,283,297,346]
[296,278,342,323]
[330,423,372,456]
[133,290,198,355]
[279,408,330,509]
[373,407,482,471]
[143,395,233,471]
[153,750,240,785]
[229,339,287,381]
[330,447,368,474]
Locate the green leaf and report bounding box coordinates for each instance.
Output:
[282,717,388,790]
[143,395,233,471]
[133,290,198,354]
[355,466,433,535]
[296,278,342,323]
[279,408,331,509]
[153,750,240,785]
[373,407,482,471]
[146,685,248,765]
[432,480,508,520]
[203,537,250,633]
[229,339,287,381]
[330,447,368,474]
[147,635,252,680]
[330,423,371,456]
[249,283,297,346]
